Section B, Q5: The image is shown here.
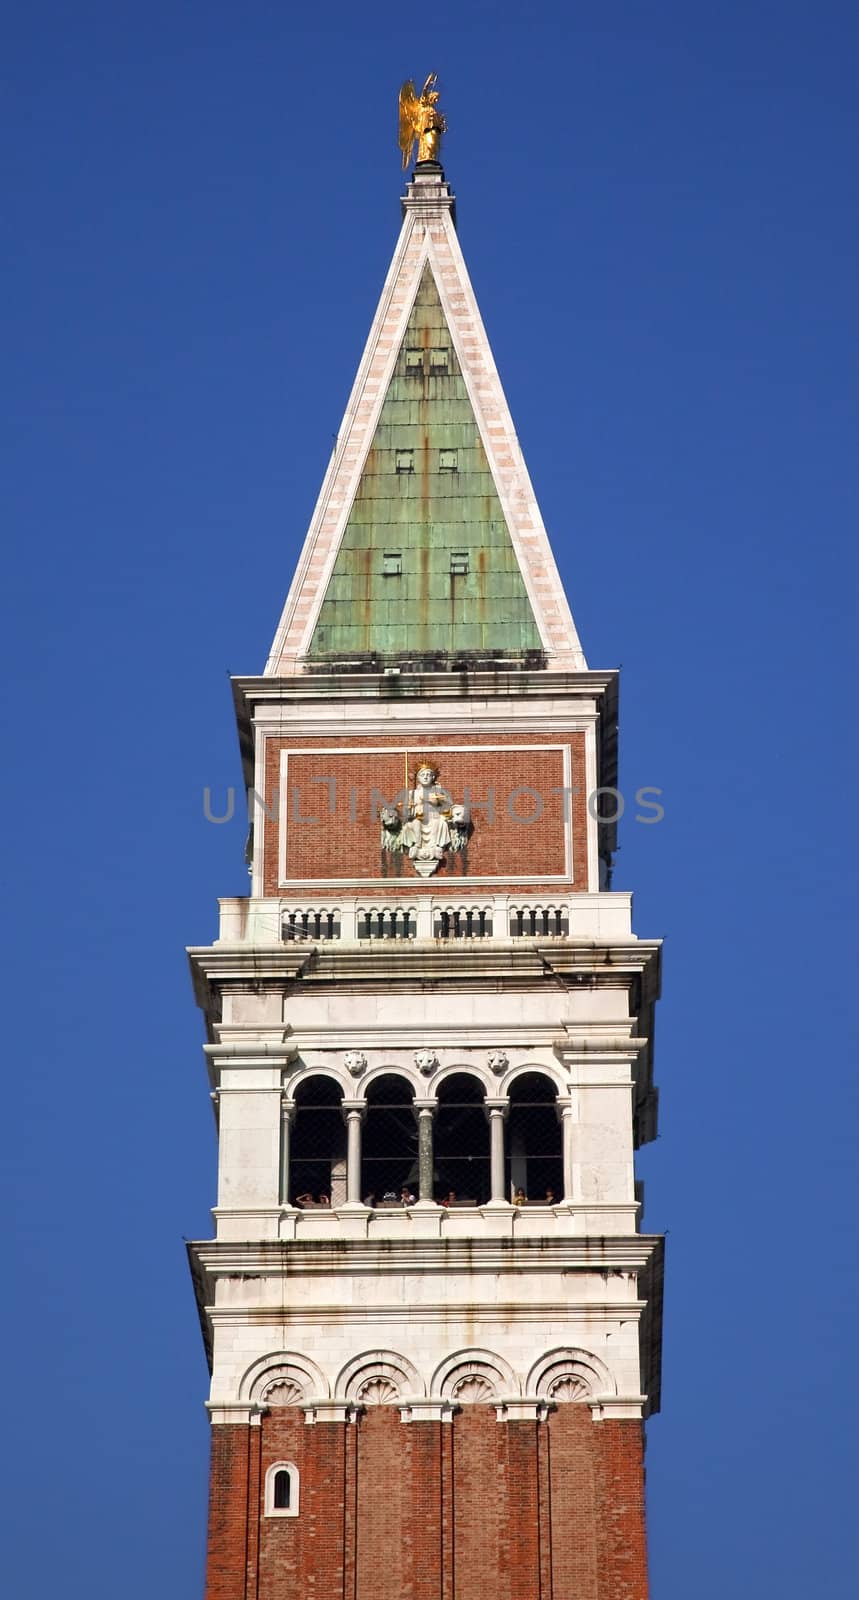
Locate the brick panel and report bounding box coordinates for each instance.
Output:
[545,1405,599,1598]
[450,1407,500,1596]
[256,1411,348,1600]
[262,732,589,893]
[503,1421,542,1600]
[448,1408,542,1600]
[593,1420,649,1600]
[356,1407,408,1600]
[206,1424,251,1600]
[205,1410,649,1600]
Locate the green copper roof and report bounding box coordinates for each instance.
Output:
[307,263,543,660]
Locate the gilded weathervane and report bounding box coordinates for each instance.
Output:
[399,73,447,168]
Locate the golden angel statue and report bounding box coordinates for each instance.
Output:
[399,73,447,169]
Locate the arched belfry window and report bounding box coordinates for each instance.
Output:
[290,1076,345,1207]
[265,1461,299,1518]
[361,1074,417,1204]
[434,1073,489,1205]
[505,1072,563,1203]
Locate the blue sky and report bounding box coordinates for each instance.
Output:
[2,3,857,1595]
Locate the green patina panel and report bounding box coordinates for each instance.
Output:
[307,263,542,659]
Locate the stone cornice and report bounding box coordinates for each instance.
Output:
[232,671,618,787]
[189,1234,662,1278]
[188,939,662,994]
[207,1303,648,1326]
[235,669,618,704]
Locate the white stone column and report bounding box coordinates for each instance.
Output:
[413,1098,438,1203]
[557,1096,576,1205]
[485,1098,509,1204]
[279,1098,296,1206]
[342,1100,365,1204]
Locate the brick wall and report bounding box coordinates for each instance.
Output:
[262,732,589,893]
[205,1424,255,1600]
[205,1407,649,1600]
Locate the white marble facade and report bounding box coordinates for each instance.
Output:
[189,868,662,1424]
[187,167,662,1433]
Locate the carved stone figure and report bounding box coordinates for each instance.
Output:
[448,804,469,852]
[380,806,404,850]
[379,762,473,878]
[415,1048,439,1077]
[344,1050,367,1078]
[400,764,451,877]
[487,1049,509,1076]
[380,804,405,877]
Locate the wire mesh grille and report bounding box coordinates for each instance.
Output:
[291,1077,345,1205]
[360,1074,418,1203]
[505,1073,563,1202]
[433,1073,490,1204]
[288,1070,563,1208]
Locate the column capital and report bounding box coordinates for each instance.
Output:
[495,1399,551,1423]
[280,1095,296,1120]
[302,1401,358,1425]
[341,1099,367,1119]
[399,1399,456,1424]
[412,1098,438,1116]
[484,1097,509,1119]
[206,1401,265,1426]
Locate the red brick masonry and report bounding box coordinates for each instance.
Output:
[206,1407,649,1600]
[262,733,589,893]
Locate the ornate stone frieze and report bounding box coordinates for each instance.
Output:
[435,1349,516,1404]
[451,1373,496,1403]
[262,1377,306,1407]
[527,1347,616,1405]
[546,1375,590,1402]
[356,1376,401,1406]
[340,1351,422,1407]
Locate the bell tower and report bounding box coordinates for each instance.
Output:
[188,152,663,1600]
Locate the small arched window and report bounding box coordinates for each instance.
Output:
[265,1461,299,1518]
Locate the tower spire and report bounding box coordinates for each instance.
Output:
[265,156,585,675]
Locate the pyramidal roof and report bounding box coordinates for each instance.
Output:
[265,167,586,674]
